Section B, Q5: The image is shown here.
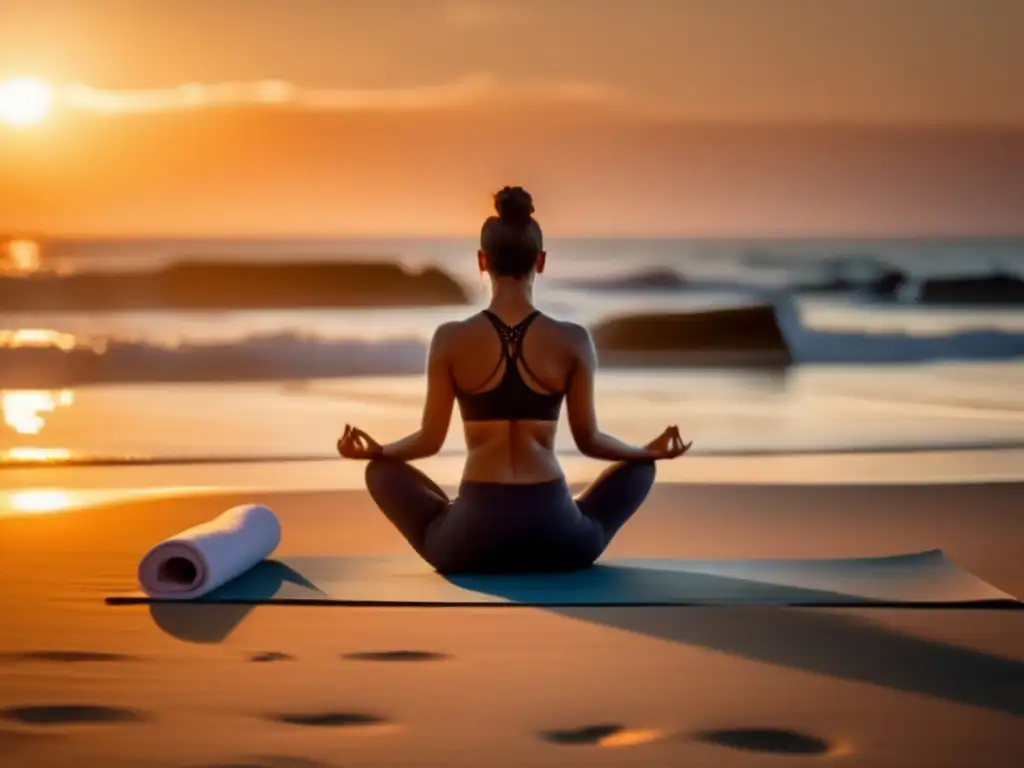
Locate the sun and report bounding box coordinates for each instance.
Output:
[0,78,53,127]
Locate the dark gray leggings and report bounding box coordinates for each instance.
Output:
[364,458,656,574]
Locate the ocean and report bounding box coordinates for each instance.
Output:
[2,236,1024,482]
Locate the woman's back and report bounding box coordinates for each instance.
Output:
[446,307,581,484]
[339,184,690,573]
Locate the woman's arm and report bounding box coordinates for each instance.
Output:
[565,324,653,462]
[378,324,456,461]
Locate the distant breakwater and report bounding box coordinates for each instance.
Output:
[0,259,470,310]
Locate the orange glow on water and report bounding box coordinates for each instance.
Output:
[2,239,42,273]
[0,328,78,350]
[3,447,73,462]
[1,389,75,435]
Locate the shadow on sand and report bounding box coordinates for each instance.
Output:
[692,727,833,755]
[145,561,321,644]
[557,604,1023,717]
[449,570,1024,718]
[134,561,1024,716]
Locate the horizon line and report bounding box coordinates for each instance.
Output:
[7,231,1024,243]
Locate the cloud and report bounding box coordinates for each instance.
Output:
[59,74,622,114]
[63,80,298,113]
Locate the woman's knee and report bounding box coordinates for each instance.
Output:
[621,458,657,487]
[364,457,404,498]
[610,459,656,510]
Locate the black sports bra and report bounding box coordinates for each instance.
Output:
[454,310,567,422]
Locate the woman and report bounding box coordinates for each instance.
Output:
[337,186,692,574]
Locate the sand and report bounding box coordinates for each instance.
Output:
[1,479,1022,767]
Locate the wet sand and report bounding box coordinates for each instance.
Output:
[1,480,1022,767]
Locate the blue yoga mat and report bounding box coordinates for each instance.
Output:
[106,550,1020,607]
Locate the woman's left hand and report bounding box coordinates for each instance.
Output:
[337,424,383,460]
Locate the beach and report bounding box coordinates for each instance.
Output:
[1,463,1023,767]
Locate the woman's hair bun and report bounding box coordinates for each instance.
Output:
[493,186,534,227]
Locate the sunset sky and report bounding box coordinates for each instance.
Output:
[1,0,1022,237]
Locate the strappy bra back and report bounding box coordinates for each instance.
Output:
[454,310,566,422]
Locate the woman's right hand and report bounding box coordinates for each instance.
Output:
[644,426,692,460]
[337,424,384,460]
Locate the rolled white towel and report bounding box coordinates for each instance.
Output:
[137,504,281,600]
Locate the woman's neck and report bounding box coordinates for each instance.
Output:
[487,277,535,316]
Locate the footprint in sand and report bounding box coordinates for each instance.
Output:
[0,650,140,663]
[694,728,833,755]
[248,652,294,663]
[0,705,147,726]
[540,724,662,748]
[266,712,389,728]
[341,650,449,662]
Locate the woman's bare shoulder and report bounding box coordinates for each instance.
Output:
[427,318,467,353]
[432,313,493,352]
[436,313,484,338]
[542,314,592,347]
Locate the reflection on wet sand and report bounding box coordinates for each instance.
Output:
[0,485,220,517]
[5,489,75,515]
